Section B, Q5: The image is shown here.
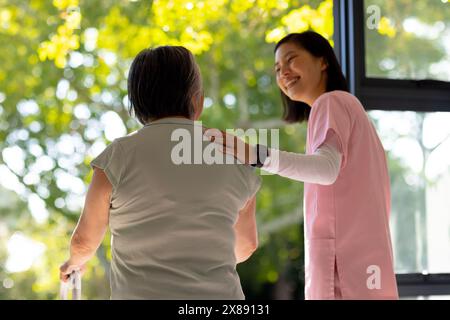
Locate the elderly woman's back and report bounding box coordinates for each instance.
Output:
[93,117,260,299]
[59,45,261,300]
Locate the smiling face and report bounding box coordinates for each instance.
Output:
[275,42,328,107]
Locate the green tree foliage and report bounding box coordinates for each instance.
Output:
[0,0,334,299]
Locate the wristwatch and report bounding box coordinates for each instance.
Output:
[251,144,269,168]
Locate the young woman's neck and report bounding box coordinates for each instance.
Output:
[303,88,326,107]
[306,78,327,107]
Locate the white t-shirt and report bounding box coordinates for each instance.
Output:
[91,117,261,300]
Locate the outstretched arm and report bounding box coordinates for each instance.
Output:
[263,141,342,185]
[59,167,111,282]
[234,195,258,264]
[206,130,342,185]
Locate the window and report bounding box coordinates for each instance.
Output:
[334,0,450,298]
[368,110,450,298]
[365,1,450,82]
[369,111,450,274]
[335,0,450,111]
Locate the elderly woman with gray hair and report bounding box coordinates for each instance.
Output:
[59,46,261,300]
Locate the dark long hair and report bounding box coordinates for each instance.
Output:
[127,46,202,125]
[274,31,349,123]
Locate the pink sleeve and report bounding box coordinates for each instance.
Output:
[308,93,352,168]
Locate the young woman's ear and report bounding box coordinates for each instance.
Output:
[320,57,329,71]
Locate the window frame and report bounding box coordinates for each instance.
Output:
[397,274,450,298]
[333,0,450,298]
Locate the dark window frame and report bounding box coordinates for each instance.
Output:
[396,274,450,298]
[333,0,450,298]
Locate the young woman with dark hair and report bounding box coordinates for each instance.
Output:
[210,31,398,300]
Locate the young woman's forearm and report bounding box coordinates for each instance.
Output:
[263,143,342,185]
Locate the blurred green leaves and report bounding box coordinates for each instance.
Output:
[6,0,441,300]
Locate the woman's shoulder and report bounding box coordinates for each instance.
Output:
[314,90,361,108]
[313,91,366,120]
[107,130,140,153]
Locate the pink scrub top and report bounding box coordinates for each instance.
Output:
[304,91,398,300]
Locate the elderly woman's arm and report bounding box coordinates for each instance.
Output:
[59,167,111,282]
[234,195,258,264]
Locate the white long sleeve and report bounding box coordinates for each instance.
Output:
[262,142,342,185]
